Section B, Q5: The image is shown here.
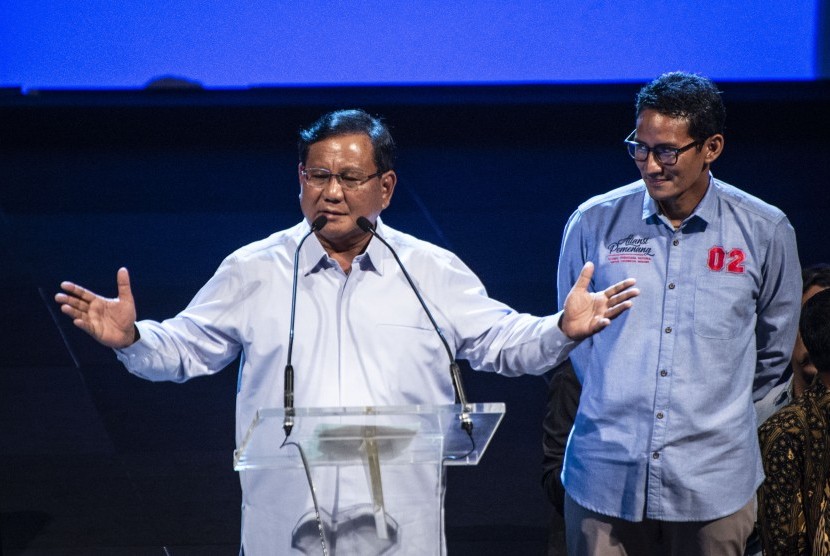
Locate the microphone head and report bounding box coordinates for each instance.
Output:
[356,216,374,232]
[311,215,328,231]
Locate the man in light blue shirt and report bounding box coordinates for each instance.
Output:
[55,109,639,555]
[557,73,801,555]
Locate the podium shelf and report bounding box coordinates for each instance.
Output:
[233,402,505,470]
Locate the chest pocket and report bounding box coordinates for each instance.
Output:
[374,323,450,399]
[693,274,755,340]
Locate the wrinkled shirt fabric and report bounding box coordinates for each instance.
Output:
[117,217,576,554]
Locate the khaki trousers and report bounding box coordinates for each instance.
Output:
[564,493,756,556]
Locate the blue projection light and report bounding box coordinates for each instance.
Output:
[0,0,820,90]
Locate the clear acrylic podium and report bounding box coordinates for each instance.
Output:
[234,403,505,469]
[233,403,505,551]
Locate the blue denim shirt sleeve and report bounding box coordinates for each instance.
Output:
[752,217,801,402]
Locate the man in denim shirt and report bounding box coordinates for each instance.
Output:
[557,72,801,555]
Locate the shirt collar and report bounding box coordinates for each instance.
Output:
[297,216,388,276]
[355,216,387,275]
[641,173,717,226]
[297,222,331,276]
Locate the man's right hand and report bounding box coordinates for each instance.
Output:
[54,267,138,349]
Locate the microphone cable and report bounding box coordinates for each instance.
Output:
[356,217,474,438]
[280,215,330,555]
[284,215,327,437]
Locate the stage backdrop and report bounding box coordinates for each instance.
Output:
[1,0,826,90]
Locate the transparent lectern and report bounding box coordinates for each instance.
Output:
[233,403,505,553]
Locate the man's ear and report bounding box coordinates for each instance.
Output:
[704,134,724,163]
[380,170,397,209]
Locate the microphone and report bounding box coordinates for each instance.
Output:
[283,215,328,436]
[356,216,473,435]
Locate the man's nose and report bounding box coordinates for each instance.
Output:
[643,151,664,174]
[322,175,344,198]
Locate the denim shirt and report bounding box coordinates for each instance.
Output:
[557,175,801,522]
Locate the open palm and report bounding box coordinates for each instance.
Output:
[54,267,138,349]
[561,262,638,341]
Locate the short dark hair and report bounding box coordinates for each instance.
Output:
[803,263,830,294]
[635,72,726,143]
[298,109,396,173]
[800,288,830,375]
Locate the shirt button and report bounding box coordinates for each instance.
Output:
[665,327,672,334]
[652,452,660,459]
[660,369,668,377]
[668,283,675,289]
[656,412,664,419]
[673,239,680,246]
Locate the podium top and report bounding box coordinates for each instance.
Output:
[234,403,505,470]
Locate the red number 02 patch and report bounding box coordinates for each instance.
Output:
[707,246,746,273]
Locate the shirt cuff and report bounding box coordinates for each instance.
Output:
[114,322,157,373]
[543,311,578,367]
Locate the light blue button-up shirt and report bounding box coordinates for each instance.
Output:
[116,217,576,554]
[557,176,801,522]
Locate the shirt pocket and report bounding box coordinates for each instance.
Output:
[693,274,754,340]
[375,323,451,399]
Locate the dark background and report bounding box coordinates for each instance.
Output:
[2,81,829,554]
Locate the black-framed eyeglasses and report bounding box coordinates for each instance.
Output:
[301,167,383,190]
[624,130,702,166]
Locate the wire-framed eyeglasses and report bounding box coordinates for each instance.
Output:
[624,130,702,166]
[301,167,383,190]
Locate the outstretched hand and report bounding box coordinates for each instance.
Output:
[560,262,639,341]
[54,267,138,349]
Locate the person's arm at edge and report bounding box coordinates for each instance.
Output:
[541,359,581,514]
[753,217,802,402]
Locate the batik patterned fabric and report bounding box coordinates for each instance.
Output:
[759,379,830,555]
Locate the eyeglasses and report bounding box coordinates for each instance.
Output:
[301,167,383,190]
[624,130,702,166]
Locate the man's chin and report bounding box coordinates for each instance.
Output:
[317,214,354,230]
[645,183,677,203]
[317,224,366,244]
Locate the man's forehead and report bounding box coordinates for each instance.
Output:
[308,133,370,155]
[635,111,692,139]
[636,109,690,126]
[309,132,372,147]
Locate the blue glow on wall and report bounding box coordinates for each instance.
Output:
[0,0,820,90]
